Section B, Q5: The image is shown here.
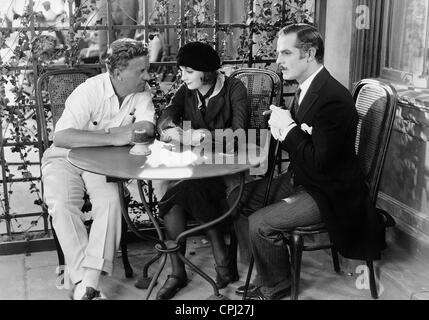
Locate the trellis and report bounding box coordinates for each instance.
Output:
[0,0,325,251]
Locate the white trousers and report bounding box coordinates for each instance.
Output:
[42,155,122,285]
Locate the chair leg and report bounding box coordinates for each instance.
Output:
[135,252,162,289]
[120,215,133,278]
[366,260,378,299]
[290,234,303,300]
[50,216,65,267]
[276,152,282,175]
[121,195,133,278]
[228,226,238,273]
[331,247,341,273]
[242,255,255,300]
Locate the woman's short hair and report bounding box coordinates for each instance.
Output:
[105,38,149,73]
[279,24,324,63]
[202,71,218,85]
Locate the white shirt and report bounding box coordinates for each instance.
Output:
[55,72,155,132]
[298,65,324,105]
[43,72,155,161]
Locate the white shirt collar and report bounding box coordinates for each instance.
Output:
[298,65,324,104]
[103,72,116,99]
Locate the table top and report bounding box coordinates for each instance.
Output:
[68,140,267,180]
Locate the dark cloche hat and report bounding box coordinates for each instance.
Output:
[176,41,221,72]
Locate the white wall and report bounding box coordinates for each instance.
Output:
[324,0,353,89]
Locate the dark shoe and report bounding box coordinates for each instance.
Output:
[245,285,291,300]
[70,281,105,300]
[235,284,257,296]
[81,287,104,300]
[215,263,239,289]
[156,275,188,300]
[243,287,269,300]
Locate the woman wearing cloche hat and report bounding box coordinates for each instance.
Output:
[154,41,248,300]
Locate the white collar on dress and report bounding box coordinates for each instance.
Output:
[196,72,225,108]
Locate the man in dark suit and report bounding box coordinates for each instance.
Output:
[230,24,386,300]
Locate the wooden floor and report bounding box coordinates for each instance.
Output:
[2,232,429,300]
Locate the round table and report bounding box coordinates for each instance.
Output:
[68,140,265,180]
[68,140,266,300]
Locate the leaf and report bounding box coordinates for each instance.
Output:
[34,199,44,206]
[22,171,32,179]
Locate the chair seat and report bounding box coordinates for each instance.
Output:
[289,222,328,234]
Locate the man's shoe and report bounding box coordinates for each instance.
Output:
[81,287,104,300]
[242,287,269,300]
[244,286,291,300]
[235,284,257,296]
[156,275,188,300]
[70,282,106,300]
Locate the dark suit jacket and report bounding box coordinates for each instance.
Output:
[283,67,385,260]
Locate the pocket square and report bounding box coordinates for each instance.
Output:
[301,123,313,135]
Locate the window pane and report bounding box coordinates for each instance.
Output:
[385,0,428,76]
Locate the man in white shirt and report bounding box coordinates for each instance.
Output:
[41,38,155,300]
[230,24,385,300]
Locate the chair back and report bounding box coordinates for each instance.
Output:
[352,79,398,203]
[229,68,282,130]
[230,68,283,178]
[36,68,100,151]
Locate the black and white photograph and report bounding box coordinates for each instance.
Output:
[0,0,428,307]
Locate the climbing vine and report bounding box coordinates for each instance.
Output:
[0,0,97,239]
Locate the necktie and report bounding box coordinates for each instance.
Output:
[198,84,216,118]
[293,87,302,116]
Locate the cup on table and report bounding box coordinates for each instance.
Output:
[129,129,152,156]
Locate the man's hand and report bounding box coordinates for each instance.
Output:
[268,105,296,141]
[267,105,295,129]
[110,130,132,146]
[270,127,284,141]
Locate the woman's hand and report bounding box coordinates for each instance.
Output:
[160,127,183,143]
[184,129,206,146]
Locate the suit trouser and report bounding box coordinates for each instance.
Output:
[42,157,122,285]
[230,172,321,287]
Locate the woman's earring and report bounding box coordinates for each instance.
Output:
[118,76,122,81]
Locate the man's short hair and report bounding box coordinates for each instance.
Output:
[105,38,149,73]
[279,24,324,63]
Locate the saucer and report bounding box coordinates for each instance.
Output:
[129,143,152,156]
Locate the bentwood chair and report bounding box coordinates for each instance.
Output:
[228,68,283,267]
[35,68,133,279]
[279,78,398,300]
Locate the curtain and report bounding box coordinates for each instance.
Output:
[350,0,385,86]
